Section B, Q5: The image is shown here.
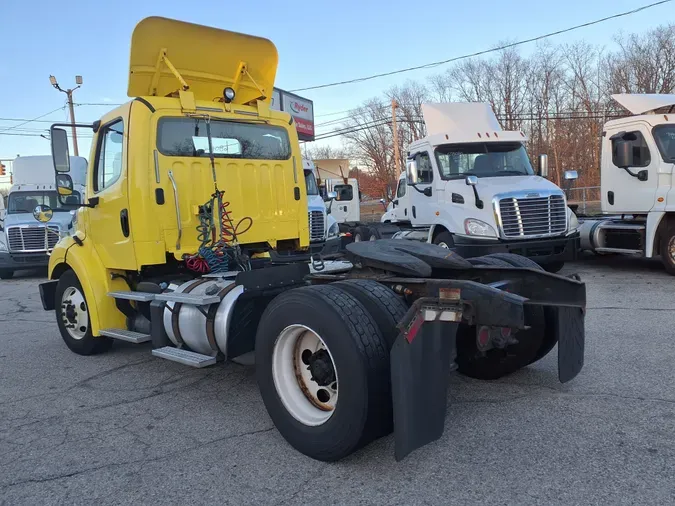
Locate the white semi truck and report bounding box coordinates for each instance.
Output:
[379,103,580,272]
[0,155,86,279]
[578,93,675,274]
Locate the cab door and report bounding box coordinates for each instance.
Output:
[85,114,137,270]
[603,125,660,213]
[407,151,436,225]
[391,175,410,222]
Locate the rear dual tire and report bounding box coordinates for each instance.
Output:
[255,284,396,461]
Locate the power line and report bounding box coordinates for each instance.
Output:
[291,0,673,93]
[0,106,66,133]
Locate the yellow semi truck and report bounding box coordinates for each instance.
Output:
[36,17,587,462]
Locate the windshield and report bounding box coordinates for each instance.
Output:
[304,170,319,195]
[157,118,292,160]
[7,191,80,214]
[435,142,534,179]
[653,125,675,163]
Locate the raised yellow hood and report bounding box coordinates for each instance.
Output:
[127,16,278,105]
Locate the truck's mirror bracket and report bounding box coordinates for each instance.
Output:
[622,166,648,181]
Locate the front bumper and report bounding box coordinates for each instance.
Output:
[452,232,580,265]
[0,251,50,271]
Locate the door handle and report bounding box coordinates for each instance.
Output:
[120,209,130,238]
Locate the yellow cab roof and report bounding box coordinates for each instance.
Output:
[127,16,278,105]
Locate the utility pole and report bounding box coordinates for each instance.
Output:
[391,99,401,174]
[49,75,83,155]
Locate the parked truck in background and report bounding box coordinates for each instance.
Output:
[34,16,585,463]
[0,155,86,279]
[578,93,675,275]
[313,159,400,243]
[378,103,580,272]
[303,158,341,257]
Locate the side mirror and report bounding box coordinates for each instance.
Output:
[327,191,337,200]
[423,187,432,197]
[465,175,478,186]
[385,184,394,201]
[56,173,74,196]
[379,198,386,204]
[614,140,633,168]
[51,128,71,173]
[564,170,578,180]
[56,173,83,206]
[538,154,549,178]
[33,205,54,223]
[407,160,419,184]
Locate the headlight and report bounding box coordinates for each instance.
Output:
[464,218,497,237]
[568,209,579,232]
[327,221,339,238]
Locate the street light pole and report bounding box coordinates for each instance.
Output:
[49,75,82,156]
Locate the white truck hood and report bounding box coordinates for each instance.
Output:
[470,174,562,194]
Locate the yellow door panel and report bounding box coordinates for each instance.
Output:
[85,114,138,270]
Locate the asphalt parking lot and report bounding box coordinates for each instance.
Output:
[1,255,674,505]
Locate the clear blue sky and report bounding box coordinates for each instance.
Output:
[0,0,671,169]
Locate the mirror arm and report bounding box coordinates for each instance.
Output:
[410,183,427,195]
[50,122,97,132]
[471,187,484,209]
[621,167,648,181]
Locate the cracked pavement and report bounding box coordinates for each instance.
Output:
[1,255,675,505]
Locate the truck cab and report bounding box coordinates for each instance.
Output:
[0,155,86,279]
[382,102,580,271]
[578,93,675,274]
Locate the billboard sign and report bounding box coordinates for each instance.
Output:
[271,87,314,142]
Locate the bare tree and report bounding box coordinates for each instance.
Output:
[339,98,396,192]
[306,144,353,160]
[607,25,675,94]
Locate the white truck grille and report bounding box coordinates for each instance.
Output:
[496,193,567,239]
[308,211,325,242]
[7,226,59,252]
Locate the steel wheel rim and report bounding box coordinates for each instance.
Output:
[669,236,675,262]
[437,241,450,249]
[272,324,338,426]
[369,235,376,241]
[61,286,88,340]
[354,233,362,242]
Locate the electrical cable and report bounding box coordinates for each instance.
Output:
[291,0,673,92]
[0,106,66,132]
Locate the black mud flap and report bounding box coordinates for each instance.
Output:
[38,281,58,311]
[555,306,585,383]
[390,320,458,461]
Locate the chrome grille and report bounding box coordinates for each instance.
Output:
[308,211,325,242]
[497,194,566,238]
[7,226,59,252]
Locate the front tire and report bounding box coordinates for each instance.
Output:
[352,226,370,242]
[255,284,391,461]
[659,224,675,275]
[55,270,113,356]
[432,231,454,249]
[0,269,14,280]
